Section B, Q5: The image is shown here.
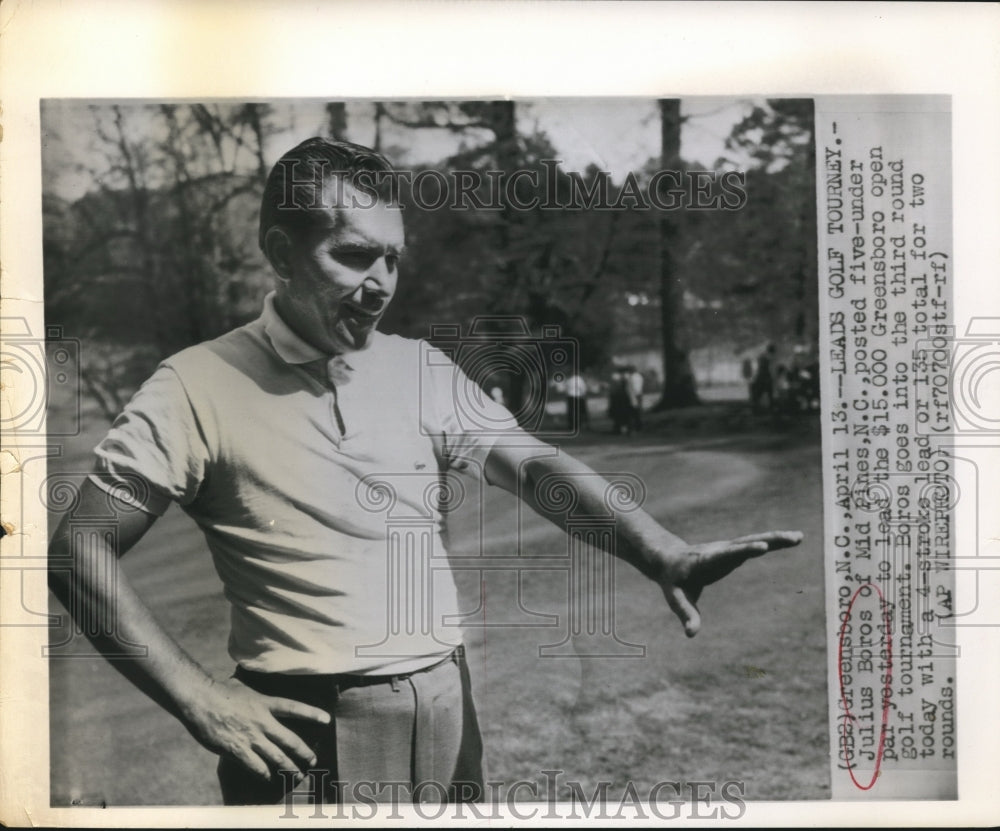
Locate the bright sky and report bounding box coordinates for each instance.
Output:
[42,97,761,201]
[522,97,759,176]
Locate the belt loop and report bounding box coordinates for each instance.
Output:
[390,675,400,692]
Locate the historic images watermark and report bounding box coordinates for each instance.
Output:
[0,318,82,438]
[275,770,748,821]
[276,160,748,213]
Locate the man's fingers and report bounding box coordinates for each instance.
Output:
[232,746,273,780]
[698,530,805,573]
[263,719,319,768]
[662,584,701,638]
[717,540,770,558]
[252,739,302,780]
[679,536,793,595]
[268,696,332,725]
[659,530,803,635]
[728,530,804,550]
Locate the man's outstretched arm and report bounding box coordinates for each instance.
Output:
[483,433,802,637]
[47,477,331,779]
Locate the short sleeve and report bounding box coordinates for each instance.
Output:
[89,364,211,515]
[420,343,520,474]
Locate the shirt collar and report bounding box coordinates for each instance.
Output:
[262,291,325,365]
[261,291,384,376]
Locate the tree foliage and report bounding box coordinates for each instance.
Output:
[42,98,818,425]
[682,99,818,349]
[43,104,278,418]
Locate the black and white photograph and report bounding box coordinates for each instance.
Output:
[39,96,823,810]
[1,2,998,827]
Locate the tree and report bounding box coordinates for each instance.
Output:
[42,103,275,419]
[725,99,817,344]
[684,99,817,352]
[325,103,348,141]
[377,102,626,424]
[654,99,700,409]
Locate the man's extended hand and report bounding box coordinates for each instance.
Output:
[182,677,332,780]
[658,531,803,637]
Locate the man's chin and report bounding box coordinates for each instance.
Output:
[335,320,378,352]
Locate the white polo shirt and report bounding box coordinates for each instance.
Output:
[90,293,517,674]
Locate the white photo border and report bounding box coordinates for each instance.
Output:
[1,1,998,826]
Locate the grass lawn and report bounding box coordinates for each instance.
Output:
[48,402,829,805]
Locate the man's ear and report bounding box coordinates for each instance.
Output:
[263,226,295,283]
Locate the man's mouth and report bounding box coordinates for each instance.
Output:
[341,298,385,321]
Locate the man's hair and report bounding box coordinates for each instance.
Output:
[258,137,396,251]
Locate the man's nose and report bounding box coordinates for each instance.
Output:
[363,256,394,293]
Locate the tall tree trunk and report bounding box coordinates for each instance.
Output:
[487,102,531,420]
[655,99,699,409]
[244,103,269,179]
[110,106,170,356]
[372,102,384,152]
[326,102,348,140]
[161,105,209,346]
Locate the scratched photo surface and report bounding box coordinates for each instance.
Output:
[41,97,827,806]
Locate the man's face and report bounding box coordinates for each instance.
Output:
[275,182,405,354]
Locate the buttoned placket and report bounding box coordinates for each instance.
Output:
[326,356,354,440]
[330,381,347,439]
[295,359,348,443]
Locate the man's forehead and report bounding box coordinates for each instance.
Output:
[317,177,399,212]
[310,181,405,242]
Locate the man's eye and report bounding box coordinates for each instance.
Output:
[332,249,376,269]
[384,254,399,271]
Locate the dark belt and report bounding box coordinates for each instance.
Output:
[235,645,464,698]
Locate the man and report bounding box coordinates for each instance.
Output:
[626,365,644,433]
[607,365,631,435]
[564,371,589,432]
[751,342,776,413]
[49,138,801,807]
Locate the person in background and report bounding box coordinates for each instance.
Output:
[741,354,754,402]
[564,371,589,433]
[751,342,776,414]
[627,365,645,433]
[774,364,793,414]
[608,366,631,435]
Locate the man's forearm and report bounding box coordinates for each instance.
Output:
[48,529,215,726]
[49,526,331,778]
[512,447,685,582]
[486,437,803,637]
[48,480,340,777]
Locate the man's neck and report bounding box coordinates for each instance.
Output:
[271,293,374,358]
[271,294,320,351]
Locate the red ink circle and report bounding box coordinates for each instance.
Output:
[837,582,893,791]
